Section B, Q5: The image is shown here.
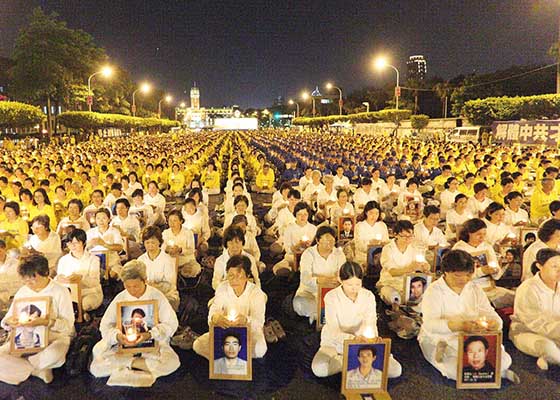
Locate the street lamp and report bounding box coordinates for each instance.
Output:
[374,56,400,110]
[362,101,370,113]
[87,65,113,112]
[325,82,343,115]
[301,92,311,116]
[131,82,151,117]
[158,94,173,119]
[288,99,300,118]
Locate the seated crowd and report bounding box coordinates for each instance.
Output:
[0,128,559,392]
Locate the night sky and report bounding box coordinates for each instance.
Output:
[1,0,559,108]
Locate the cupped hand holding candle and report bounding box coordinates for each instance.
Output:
[125,326,138,343]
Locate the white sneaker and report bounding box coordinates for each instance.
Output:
[504,369,521,384]
[537,356,549,371]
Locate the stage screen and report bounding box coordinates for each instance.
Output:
[213,118,258,130]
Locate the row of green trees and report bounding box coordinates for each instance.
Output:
[292,109,412,126]
[0,101,45,128]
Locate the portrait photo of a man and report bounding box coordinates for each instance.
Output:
[462,335,496,383]
[213,330,248,376]
[346,345,383,390]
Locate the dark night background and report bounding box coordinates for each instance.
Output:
[1,0,559,108]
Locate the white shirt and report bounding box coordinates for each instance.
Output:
[452,240,503,283]
[28,232,62,270]
[440,190,460,217]
[111,214,141,242]
[467,197,492,217]
[182,209,211,242]
[353,188,379,211]
[298,175,313,192]
[296,245,346,297]
[413,222,449,250]
[223,212,259,236]
[484,220,513,246]
[303,182,324,204]
[521,240,548,282]
[346,367,382,389]
[329,203,355,223]
[354,220,390,255]
[273,207,296,242]
[138,250,177,288]
[445,209,473,240]
[162,227,196,266]
[504,207,529,227]
[333,175,350,189]
[129,203,154,226]
[321,286,378,353]
[419,277,501,349]
[56,216,91,234]
[1,279,75,338]
[209,281,267,333]
[212,250,260,290]
[378,240,419,290]
[0,254,22,298]
[510,273,560,339]
[144,192,166,219]
[56,251,101,292]
[99,285,178,346]
[86,226,123,268]
[282,222,317,255]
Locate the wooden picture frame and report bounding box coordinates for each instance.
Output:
[10,296,51,355]
[403,273,433,305]
[90,247,109,280]
[84,210,98,227]
[404,196,421,221]
[60,276,83,323]
[116,299,159,354]
[209,324,252,381]
[338,216,356,241]
[457,332,502,389]
[471,250,492,269]
[518,227,538,248]
[341,337,392,396]
[316,277,340,331]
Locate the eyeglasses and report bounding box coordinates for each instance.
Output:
[398,234,413,239]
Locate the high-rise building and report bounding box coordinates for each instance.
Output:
[407,55,427,81]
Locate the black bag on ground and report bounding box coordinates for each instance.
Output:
[65,324,102,377]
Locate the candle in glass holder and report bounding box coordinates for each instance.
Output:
[363,325,376,339]
[125,326,138,342]
[507,232,516,239]
[227,308,238,322]
[488,261,498,270]
[415,254,426,263]
[89,216,95,224]
[301,235,309,243]
[167,239,175,247]
[478,316,489,329]
[374,233,382,241]
[18,311,30,324]
[343,208,350,215]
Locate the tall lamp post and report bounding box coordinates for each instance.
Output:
[87,66,113,112]
[288,99,300,117]
[158,95,173,119]
[374,57,400,110]
[132,82,151,117]
[301,92,310,116]
[325,82,343,115]
[362,102,370,113]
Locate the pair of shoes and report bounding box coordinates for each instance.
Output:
[268,319,287,341]
[171,326,200,350]
[263,321,278,344]
[537,356,549,370]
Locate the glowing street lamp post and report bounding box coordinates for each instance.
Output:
[158,95,173,119]
[131,82,152,117]
[288,99,300,118]
[375,57,400,110]
[325,82,343,115]
[87,66,113,112]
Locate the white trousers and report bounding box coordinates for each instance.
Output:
[89,339,180,381]
[511,332,560,365]
[273,254,295,275]
[0,332,70,385]
[293,291,317,320]
[193,329,267,360]
[312,345,402,378]
[82,288,103,311]
[419,338,512,381]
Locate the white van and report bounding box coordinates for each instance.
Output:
[447,126,484,143]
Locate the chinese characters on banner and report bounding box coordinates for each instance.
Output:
[492,120,560,146]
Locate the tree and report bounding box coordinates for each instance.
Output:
[433,81,453,118]
[10,8,107,134]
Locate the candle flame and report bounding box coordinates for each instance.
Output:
[363,325,375,339]
[227,309,238,322]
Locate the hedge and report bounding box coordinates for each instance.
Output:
[292,109,412,126]
[0,101,46,128]
[462,94,560,126]
[57,111,179,131]
[410,114,430,130]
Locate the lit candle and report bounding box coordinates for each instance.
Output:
[343,207,350,215]
[126,326,138,342]
[363,325,375,339]
[89,216,95,224]
[478,316,489,329]
[18,311,29,324]
[507,232,516,239]
[374,233,382,241]
[302,235,309,242]
[415,254,426,263]
[167,239,175,247]
[488,261,498,269]
[227,308,238,322]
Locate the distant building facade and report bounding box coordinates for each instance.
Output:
[407,55,427,81]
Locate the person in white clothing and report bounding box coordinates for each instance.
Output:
[293,226,346,322]
[144,181,166,226]
[230,215,266,272]
[439,177,461,218]
[312,261,402,379]
[452,218,513,308]
[483,202,515,247]
[264,182,290,224]
[56,199,90,237]
[396,179,424,221]
[56,229,103,311]
[89,260,180,387]
[353,178,379,215]
[354,201,390,268]
[224,182,254,217]
[162,210,201,279]
[273,202,317,275]
[522,219,560,282]
[86,208,123,279]
[111,198,142,259]
[194,255,268,360]
[445,194,473,241]
[302,170,324,206]
[223,195,260,236]
[138,226,179,311]
[298,166,313,193]
[418,249,519,384]
[413,205,449,250]
[129,189,153,228]
[316,175,338,222]
[181,197,211,251]
[0,254,75,385]
[0,240,22,310]
[329,188,355,227]
[466,183,492,218]
[212,226,260,290]
[83,190,110,225]
[26,215,62,276]
[503,191,529,228]
[510,248,560,370]
[333,165,350,190]
[267,189,299,254]
[377,220,430,305]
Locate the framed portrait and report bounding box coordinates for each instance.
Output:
[404,197,420,220]
[10,296,51,355]
[209,324,252,381]
[457,332,502,389]
[341,338,391,396]
[519,227,538,248]
[60,276,83,323]
[84,210,97,227]
[90,247,109,280]
[316,277,340,331]
[471,250,491,269]
[116,299,159,354]
[338,216,356,241]
[403,273,433,305]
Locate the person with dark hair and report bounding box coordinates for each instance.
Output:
[504,191,528,229]
[162,209,200,279]
[213,226,260,290]
[0,239,21,310]
[531,177,557,222]
[354,201,389,267]
[445,193,473,240]
[56,198,90,236]
[28,215,62,274]
[462,336,496,382]
[265,182,292,224]
[30,188,56,230]
[223,195,260,236]
[90,260,179,387]
[312,261,402,380]
[396,179,424,218]
[522,219,560,281]
[56,228,103,311]
[0,201,29,249]
[138,226,179,311]
[144,181,166,226]
[194,255,267,360]
[293,226,346,322]
[86,208,124,278]
[458,173,476,197]
[346,345,383,389]
[224,183,254,217]
[273,201,317,275]
[483,202,514,246]
[213,330,248,375]
[413,205,448,250]
[378,220,430,305]
[329,188,355,227]
[0,254,74,385]
[111,197,141,243]
[511,248,560,370]
[267,189,300,250]
[467,182,492,218]
[83,189,109,224]
[129,189,153,228]
[103,182,124,210]
[419,250,519,384]
[181,197,211,247]
[440,177,460,217]
[409,276,428,303]
[353,178,378,215]
[230,214,266,273]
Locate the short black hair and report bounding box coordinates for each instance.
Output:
[67,228,87,245]
[222,329,242,347]
[226,254,253,279]
[458,218,487,242]
[357,345,377,358]
[223,225,246,247]
[441,249,475,274]
[538,219,560,243]
[18,254,50,278]
[339,261,363,281]
[463,335,489,351]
